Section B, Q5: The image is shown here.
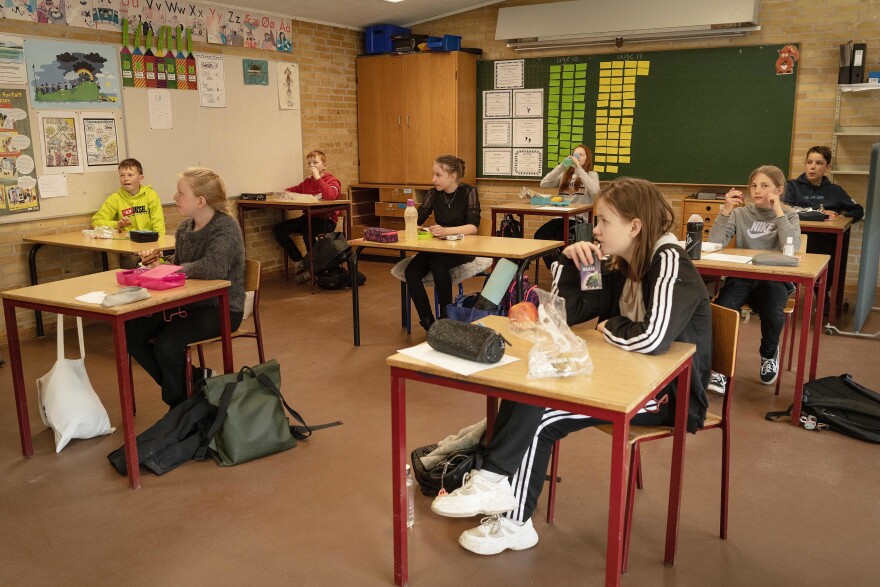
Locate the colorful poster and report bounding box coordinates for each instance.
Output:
[243,59,267,86]
[206,5,245,46]
[4,0,38,22]
[38,112,83,174]
[82,116,119,168]
[24,39,121,109]
[66,0,94,28]
[36,0,67,24]
[0,35,27,85]
[0,88,39,215]
[93,0,120,30]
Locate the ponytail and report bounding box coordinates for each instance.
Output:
[435,155,466,179]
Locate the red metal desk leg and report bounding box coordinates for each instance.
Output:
[4,299,33,458]
[665,359,692,566]
[791,281,815,425]
[811,268,827,381]
[218,290,234,374]
[390,369,408,586]
[828,231,843,318]
[111,319,140,490]
[606,414,629,585]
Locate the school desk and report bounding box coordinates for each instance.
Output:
[799,215,854,320]
[24,231,177,337]
[235,197,352,292]
[2,271,233,490]
[490,200,594,242]
[347,234,564,346]
[387,315,695,586]
[693,249,829,425]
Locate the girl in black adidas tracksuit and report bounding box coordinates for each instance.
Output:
[431,177,712,556]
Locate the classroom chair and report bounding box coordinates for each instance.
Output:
[391,256,493,333]
[185,258,265,397]
[545,303,739,574]
[127,259,265,410]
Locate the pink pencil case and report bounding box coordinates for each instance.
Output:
[116,264,186,290]
[363,227,399,243]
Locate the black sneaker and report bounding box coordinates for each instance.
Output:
[760,347,780,385]
[708,372,727,394]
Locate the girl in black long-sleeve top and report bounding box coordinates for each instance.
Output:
[405,155,481,330]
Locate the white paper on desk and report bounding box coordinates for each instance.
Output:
[702,242,723,253]
[536,205,571,211]
[701,253,755,264]
[75,291,107,304]
[38,175,68,198]
[397,342,519,376]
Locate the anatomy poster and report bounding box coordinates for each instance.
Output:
[277,62,299,110]
[0,88,39,215]
[82,116,119,169]
[23,39,120,109]
[38,111,83,173]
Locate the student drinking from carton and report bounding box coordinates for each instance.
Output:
[784,146,864,310]
[126,168,245,409]
[430,178,711,555]
[272,149,342,284]
[91,158,165,269]
[535,144,600,267]
[708,165,801,392]
[406,155,481,331]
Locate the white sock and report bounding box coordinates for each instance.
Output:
[478,470,506,483]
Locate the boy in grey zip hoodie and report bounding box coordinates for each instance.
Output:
[708,165,801,385]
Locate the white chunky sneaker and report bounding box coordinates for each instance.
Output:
[430,470,518,518]
[458,515,539,555]
[708,372,727,395]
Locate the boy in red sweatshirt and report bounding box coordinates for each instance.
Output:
[272,149,342,282]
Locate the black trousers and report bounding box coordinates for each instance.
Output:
[126,306,243,408]
[534,219,566,269]
[715,277,792,358]
[482,400,664,523]
[404,252,473,328]
[806,232,836,293]
[272,216,336,262]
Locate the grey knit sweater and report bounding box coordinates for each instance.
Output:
[708,204,801,252]
[172,211,245,313]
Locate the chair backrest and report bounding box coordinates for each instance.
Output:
[710,303,739,379]
[243,259,261,320]
[798,233,808,253]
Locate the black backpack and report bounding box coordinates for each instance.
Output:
[303,232,351,274]
[497,214,523,238]
[315,266,366,290]
[766,374,880,442]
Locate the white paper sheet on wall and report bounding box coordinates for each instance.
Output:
[147,89,172,130]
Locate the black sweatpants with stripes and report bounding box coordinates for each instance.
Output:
[482,399,664,523]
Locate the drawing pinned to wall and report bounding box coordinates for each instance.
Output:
[196,53,224,107]
[0,88,39,215]
[66,0,94,28]
[135,0,166,36]
[38,111,83,174]
[24,39,121,109]
[483,149,512,176]
[93,0,120,31]
[81,116,119,169]
[4,0,38,22]
[277,61,298,110]
[243,59,268,86]
[0,35,27,85]
[37,0,66,24]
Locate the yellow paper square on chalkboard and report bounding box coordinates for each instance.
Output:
[624,92,635,100]
[624,76,635,84]
[612,61,624,69]
[623,108,634,116]
[608,156,618,163]
[596,117,608,123]
[606,138,619,146]
[611,92,622,100]
[624,84,635,92]
[599,70,611,78]
[609,132,619,139]
[595,155,606,161]
[622,117,633,125]
[596,109,607,116]
[596,132,607,139]
[610,110,621,117]
[596,100,608,108]
[610,101,621,108]
[637,67,649,76]
[625,61,636,69]
[606,147,618,155]
[600,62,611,69]
[596,125,607,132]
[607,165,618,173]
[623,100,636,107]
[611,79,622,87]
[638,61,650,67]
[596,139,606,146]
[620,139,631,146]
[620,147,630,154]
[620,156,630,163]
[622,125,632,133]
[595,165,605,172]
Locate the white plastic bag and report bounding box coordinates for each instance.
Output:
[37,315,115,453]
[522,289,593,378]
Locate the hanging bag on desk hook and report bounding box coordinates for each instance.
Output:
[37,314,115,452]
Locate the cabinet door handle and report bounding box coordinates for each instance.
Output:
[397,115,402,127]
[406,115,411,127]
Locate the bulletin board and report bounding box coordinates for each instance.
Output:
[122,55,303,203]
[477,44,799,185]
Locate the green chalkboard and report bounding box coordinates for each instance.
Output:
[477,44,799,185]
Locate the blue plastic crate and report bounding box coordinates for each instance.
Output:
[426,35,461,52]
[365,24,411,54]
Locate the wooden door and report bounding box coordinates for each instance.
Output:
[403,53,461,183]
[357,56,406,183]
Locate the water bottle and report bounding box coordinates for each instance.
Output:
[404,199,418,242]
[562,152,581,168]
[685,217,703,260]
[406,464,415,528]
[783,236,794,257]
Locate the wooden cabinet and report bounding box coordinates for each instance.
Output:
[680,196,726,240]
[357,52,476,184]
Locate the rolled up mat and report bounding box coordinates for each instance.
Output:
[426,319,506,363]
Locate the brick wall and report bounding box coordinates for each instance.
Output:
[413,0,880,300]
[0,18,363,344]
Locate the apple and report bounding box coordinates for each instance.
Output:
[508,301,539,326]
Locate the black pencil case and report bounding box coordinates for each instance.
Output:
[426,319,507,364]
[130,230,159,243]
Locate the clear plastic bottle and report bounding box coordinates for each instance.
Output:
[783,236,794,257]
[405,464,415,528]
[404,198,418,242]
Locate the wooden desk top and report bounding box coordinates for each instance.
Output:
[799,215,854,232]
[490,201,593,214]
[348,234,563,259]
[2,271,230,316]
[387,315,695,414]
[694,248,829,279]
[237,198,351,208]
[24,231,176,253]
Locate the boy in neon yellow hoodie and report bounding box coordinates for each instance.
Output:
[92,158,165,267]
